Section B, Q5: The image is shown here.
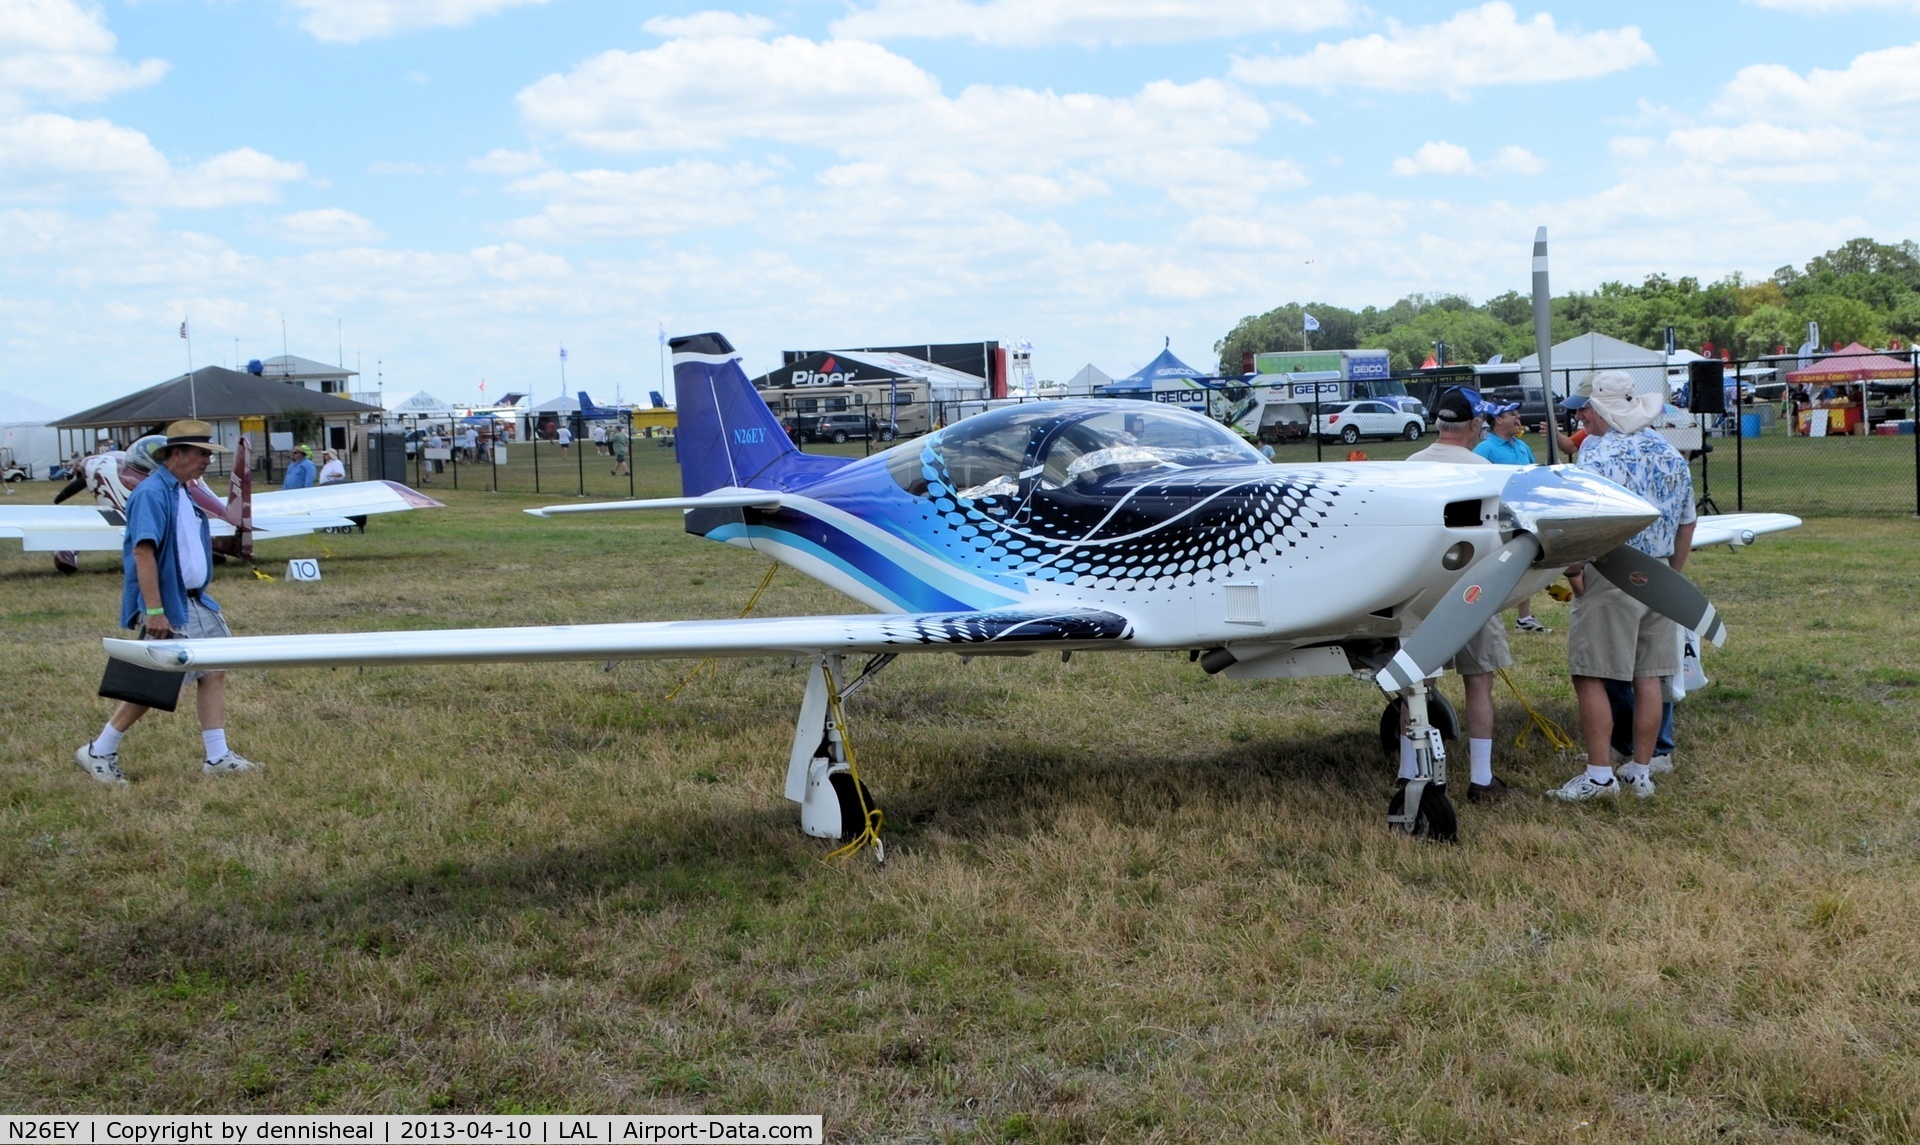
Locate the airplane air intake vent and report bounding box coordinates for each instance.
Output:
[1224,582,1263,625]
[1444,499,1483,528]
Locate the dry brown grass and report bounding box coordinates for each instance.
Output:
[1,476,1917,1141]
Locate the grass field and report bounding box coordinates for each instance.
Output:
[2,473,1919,1140]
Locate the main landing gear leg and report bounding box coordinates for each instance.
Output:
[784,653,894,859]
[1387,677,1458,842]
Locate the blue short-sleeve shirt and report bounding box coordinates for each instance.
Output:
[120,465,219,629]
[1473,434,1535,466]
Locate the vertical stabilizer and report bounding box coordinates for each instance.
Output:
[671,333,851,497]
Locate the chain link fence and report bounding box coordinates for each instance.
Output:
[350,368,1919,518]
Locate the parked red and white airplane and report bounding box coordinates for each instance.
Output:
[0,434,441,573]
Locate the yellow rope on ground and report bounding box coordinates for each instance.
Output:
[1497,666,1577,752]
[665,562,780,704]
[821,666,884,864]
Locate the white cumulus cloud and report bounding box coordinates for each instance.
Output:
[830,0,1353,47]
[0,114,304,207]
[1231,2,1655,98]
[289,0,556,43]
[1389,141,1543,176]
[277,208,385,245]
[642,11,776,39]
[1742,0,1920,10]
[1716,41,1920,130]
[502,161,782,239]
[0,0,167,107]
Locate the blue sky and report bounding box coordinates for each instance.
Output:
[3,0,1916,413]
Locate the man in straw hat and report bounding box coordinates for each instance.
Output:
[74,420,260,785]
[1549,372,1695,802]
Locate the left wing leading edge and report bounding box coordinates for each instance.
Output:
[106,606,1137,673]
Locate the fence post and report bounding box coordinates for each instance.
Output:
[1912,359,1918,518]
[1734,359,1744,512]
[532,430,540,495]
[576,420,585,496]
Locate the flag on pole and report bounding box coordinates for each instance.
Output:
[478,379,486,393]
[1303,313,1320,332]
[559,345,568,360]
[658,322,668,347]
[180,320,188,339]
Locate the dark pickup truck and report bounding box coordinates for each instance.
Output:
[1481,384,1563,432]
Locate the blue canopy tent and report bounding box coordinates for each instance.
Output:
[1097,346,1207,397]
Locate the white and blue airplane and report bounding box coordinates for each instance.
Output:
[105,325,1797,847]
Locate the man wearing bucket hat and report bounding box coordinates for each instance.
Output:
[282,443,317,490]
[1550,372,1696,802]
[74,420,259,785]
[1396,386,1514,805]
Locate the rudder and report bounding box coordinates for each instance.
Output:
[671,333,849,496]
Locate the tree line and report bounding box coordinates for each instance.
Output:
[1214,238,1920,374]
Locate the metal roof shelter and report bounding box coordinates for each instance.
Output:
[51,367,383,476]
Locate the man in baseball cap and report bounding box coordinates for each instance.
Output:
[74,419,259,785]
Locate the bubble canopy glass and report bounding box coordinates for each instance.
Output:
[893,402,1263,500]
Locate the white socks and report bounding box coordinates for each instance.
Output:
[202,729,228,763]
[93,723,125,757]
[1587,762,1616,783]
[1468,738,1493,787]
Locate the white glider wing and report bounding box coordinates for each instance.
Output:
[252,480,444,519]
[0,505,128,552]
[105,605,1137,673]
[1692,513,1802,549]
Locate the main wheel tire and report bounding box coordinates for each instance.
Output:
[832,430,849,444]
[1404,421,1423,441]
[828,770,878,842]
[1340,425,1361,444]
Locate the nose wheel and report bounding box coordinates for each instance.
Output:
[1384,678,1457,842]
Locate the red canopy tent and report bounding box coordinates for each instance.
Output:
[1785,342,1914,384]
[1784,343,1915,436]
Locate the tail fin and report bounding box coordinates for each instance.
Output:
[577,391,602,415]
[672,332,853,497]
[648,391,666,409]
[221,435,254,560]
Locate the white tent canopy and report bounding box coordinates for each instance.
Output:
[1063,364,1113,395]
[1,422,60,478]
[1515,332,1668,399]
[382,389,458,416]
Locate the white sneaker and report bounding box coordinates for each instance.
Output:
[1647,754,1674,775]
[203,751,259,776]
[1617,769,1656,799]
[74,744,128,786]
[1549,773,1619,802]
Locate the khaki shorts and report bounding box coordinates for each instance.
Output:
[1568,572,1679,680]
[140,597,232,683]
[1449,612,1512,676]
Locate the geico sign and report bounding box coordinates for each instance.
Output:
[792,371,858,386]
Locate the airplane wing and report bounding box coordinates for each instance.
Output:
[528,489,785,517]
[105,605,1137,673]
[1691,513,1801,549]
[252,480,444,519]
[0,505,128,552]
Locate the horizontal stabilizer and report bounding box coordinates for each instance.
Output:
[106,606,1137,672]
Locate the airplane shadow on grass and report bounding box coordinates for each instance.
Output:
[36,727,1414,995]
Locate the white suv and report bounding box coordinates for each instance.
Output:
[1312,400,1425,444]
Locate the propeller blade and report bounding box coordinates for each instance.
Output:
[1589,544,1727,648]
[1531,226,1559,464]
[1377,534,1542,695]
[53,475,88,504]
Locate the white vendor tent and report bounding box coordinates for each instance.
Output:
[1515,332,1668,400]
[382,389,459,419]
[1,421,60,479]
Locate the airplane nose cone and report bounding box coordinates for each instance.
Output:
[1499,465,1659,565]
